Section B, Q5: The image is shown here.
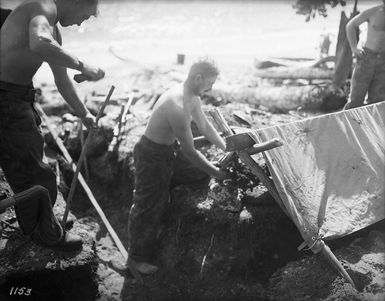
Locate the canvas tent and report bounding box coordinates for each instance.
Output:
[210,101,385,288]
[252,100,384,238]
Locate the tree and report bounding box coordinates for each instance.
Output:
[293,0,347,22]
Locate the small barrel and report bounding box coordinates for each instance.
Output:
[177,54,185,65]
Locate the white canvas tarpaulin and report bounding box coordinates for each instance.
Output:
[250,101,385,243]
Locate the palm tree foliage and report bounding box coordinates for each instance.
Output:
[293,0,347,21]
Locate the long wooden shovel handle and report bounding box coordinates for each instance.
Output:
[246,138,283,155]
[61,86,115,227]
[36,99,143,284]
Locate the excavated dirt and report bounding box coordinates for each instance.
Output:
[0,80,384,300]
[0,175,99,301]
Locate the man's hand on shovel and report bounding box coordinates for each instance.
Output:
[214,167,231,181]
[62,86,115,228]
[80,111,97,129]
[212,154,234,181]
[74,61,105,83]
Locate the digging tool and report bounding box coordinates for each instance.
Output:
[229,111,284,154]
[247,139,283,155]
[193,125,248,144]
[214,108,357,289]
[217,152,236,168]
[108,94,134,152]
[73,74,90,83]
[73,73,107,84]
[62,86,115,227]
[225,132,255,152]
[35,94,144,285]
[226,131,283,154]
[193,133,222,144]
[78,120,90,180]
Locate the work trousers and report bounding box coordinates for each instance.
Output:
[128,135,209,262]
[0,81,63,245]
[348,47,385,107]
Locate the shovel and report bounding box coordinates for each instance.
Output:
[226,131,283,154]
[62,86,115,227]
[225,132,256,152]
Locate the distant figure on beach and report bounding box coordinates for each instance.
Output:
[0,0,104,251]
[319,28,332,59]
[343,0,385,110]
[124,58,230,274]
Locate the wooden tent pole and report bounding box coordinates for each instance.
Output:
[319,240,356,288]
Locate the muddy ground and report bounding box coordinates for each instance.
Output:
[0,69,384,300]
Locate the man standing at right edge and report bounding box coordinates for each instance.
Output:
[343,0,385,110]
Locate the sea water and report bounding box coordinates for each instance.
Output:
[1,0,379,83]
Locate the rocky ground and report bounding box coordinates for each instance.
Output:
[0,67,384,300]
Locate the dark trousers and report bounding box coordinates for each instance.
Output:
[128,135,209,262]
[0,81,62,245]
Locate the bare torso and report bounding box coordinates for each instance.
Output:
[0,0,58,85]
[365,5,385,51]
[144,84,198,145]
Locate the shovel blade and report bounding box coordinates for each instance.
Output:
[225,132,256,151]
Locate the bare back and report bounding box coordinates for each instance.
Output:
[365,5,385,51]
[0,0,58,84]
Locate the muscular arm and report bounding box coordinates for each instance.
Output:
[28,5,82,71]
[167,103,221,178]
[191,100,226,151]
[346,6,378,53]
[49,64,88,117]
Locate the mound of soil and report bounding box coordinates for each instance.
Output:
[0,84,383,300]
[267,224,385,301]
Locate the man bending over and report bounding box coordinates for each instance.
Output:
[127,58,229,274]
[0,0,104,251]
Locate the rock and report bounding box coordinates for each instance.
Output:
[0,192,98,301]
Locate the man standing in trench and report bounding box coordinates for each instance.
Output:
[123,58,230,274]
[0,0,104,251]
[343,0,385,109]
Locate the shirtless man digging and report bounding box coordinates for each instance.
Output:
[0,0,104,251]
[123,58,232,274]
[343,0,385,109]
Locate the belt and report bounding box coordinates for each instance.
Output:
[0,81,36,102]
[363,47,385,58]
